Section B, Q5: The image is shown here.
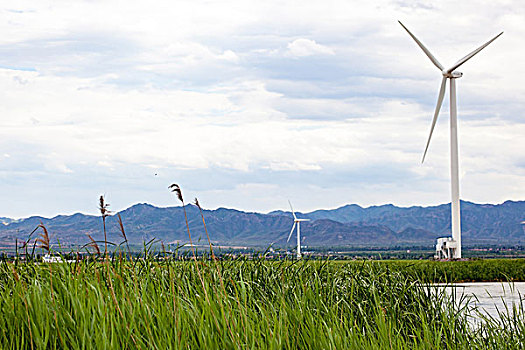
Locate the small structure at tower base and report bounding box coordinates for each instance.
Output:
[435,237,458,260]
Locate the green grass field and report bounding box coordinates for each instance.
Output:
[2,255,525,349]
[347,259,525,283]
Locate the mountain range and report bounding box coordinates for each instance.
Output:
[0,200,523,249]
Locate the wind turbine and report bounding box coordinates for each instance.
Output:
[399,21,502,259]
[287,200,309,259]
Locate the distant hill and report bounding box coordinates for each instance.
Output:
[0,217,19,227]
[270,200,525,245]
[0,201,523,248]
[0,217,12,226]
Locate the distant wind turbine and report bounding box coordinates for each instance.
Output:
[287,200,309,259]
[399,21,503,259]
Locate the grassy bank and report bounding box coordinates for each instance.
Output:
[359,259,525,283]
[1,256,525,349]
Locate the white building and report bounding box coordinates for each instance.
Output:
[435,237,458,260]
[42,254,63,263]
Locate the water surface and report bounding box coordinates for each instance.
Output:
[444,282,525,321]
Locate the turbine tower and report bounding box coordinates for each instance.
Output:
[399,21,502,259]
[287,200,309,259]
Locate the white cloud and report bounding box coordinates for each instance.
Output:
[219,50,240,63]
[286,38,335,58]
[0,0,524,217]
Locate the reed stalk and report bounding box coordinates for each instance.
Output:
[194,197,215,260]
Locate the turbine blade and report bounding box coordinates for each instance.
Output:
[288,200,297,220]
[398,21,444,71]
[422,76,447,163]
[447,31,503,73]
[287,222,296,242]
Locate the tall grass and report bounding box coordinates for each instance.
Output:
[1,256,524,349]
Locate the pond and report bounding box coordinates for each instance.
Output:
[444,282,525,321]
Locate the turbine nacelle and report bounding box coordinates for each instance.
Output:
[295,218,310,223]
[443,70,463,79]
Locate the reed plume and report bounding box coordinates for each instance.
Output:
[168,183,183,202]
[169,184,196,260]
[36,223,50,253]
[99,195,111,258]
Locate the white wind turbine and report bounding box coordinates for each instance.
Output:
[287,200,309,259]
[399,21,502,259]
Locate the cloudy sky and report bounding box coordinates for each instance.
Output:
[0,0,523,218]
